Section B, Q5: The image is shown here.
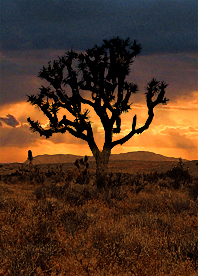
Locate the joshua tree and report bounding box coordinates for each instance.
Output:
[27,37,169,189]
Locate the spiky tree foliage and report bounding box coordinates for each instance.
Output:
[27,37,168,189]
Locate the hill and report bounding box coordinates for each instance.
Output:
[24,151,185,164]
[109,151,183,162]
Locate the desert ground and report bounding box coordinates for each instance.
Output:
[0,159,198,275]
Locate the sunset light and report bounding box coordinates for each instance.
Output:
[0,0,197,163]
[1,1,198,274]
[0,88,197,163]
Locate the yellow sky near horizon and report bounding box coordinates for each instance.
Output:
[0,90,197,163]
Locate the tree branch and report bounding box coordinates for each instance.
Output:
[27,115,89,142]
[86,123,100,157]
[110,115,137,148]
[79,95,95,109]
[66,126,88,141]
[110,79,168,149]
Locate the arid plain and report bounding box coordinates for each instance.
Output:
[0,152,198,275]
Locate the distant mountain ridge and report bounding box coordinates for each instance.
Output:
[24,151,185,164]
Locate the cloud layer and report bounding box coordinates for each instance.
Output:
[0,114,20,127]
[1,0,197,53]
[1,51,197,106]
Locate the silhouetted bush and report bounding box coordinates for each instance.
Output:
[188,178,198,201]
[164,165,192,189]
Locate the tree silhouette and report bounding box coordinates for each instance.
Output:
[27,37,168,189]
[28,150,33,168]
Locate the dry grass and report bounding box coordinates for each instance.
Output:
[0,164,198,275]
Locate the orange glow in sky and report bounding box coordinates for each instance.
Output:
[0,90,197,163]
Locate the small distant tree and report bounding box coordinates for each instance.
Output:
[27,37,168,189]
[28,150,33,168]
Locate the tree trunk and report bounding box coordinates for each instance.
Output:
[95,150,110,190]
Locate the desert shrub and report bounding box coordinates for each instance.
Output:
[142,171,163,183]
[33,181,98,207]
[1,169,43,185]
[58,183,98,204]
[29,220,56,246]
[80,186,99,201]
[181,239,198,269]
[64,186,98,206]
[75,171,90,185]
[164,164,192,189]
[32,199,57,217]
[170,195,192,214]
[33,182,66,201]
[0,185,13,197]
[103,172,153,198]
[6,226,60,276]
[155,177,175,189]
[0,198,61,275]
[60,210,91,235]
[36,184,61,200]
[188,178,198,201]
[2,199,26,219]
[0,164,67,186]
[1,173,21,184]
[130,162,193,191]
[107,172,137,188]
[106,186,122,201]
[92,230,127,268]
[107,172,124,187]
[33,186,47,200]
[65,189,86,206]
[64,169,76,182]
[48,183,69,199]
[167,233,198,270]
[33,172,45,185]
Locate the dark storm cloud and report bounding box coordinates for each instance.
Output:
[1,0,197,54]
[1,51,197,106]
[0,0,197,106]
[0,114,20,127]
[0,123,39,147]
[0,119,87,148]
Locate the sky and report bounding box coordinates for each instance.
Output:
[0,0,198,163]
